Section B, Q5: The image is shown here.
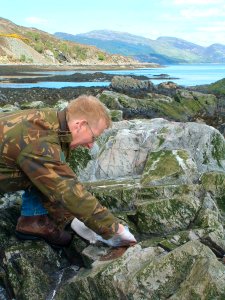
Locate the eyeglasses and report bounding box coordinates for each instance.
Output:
[86,122,97,142]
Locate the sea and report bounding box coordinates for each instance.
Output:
[0,63,225,89]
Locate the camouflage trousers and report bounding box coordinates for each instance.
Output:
[0,162,74,229]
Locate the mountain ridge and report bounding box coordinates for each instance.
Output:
[0,17,140,66]
[55,30,225,64]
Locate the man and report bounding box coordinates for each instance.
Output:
[0,95,136,247]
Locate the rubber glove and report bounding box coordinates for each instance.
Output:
[97,224,137,247]
[71,218,98,244]
[71,218,136,247]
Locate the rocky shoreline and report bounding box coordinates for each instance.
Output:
[0,63,161,76]
[1,70,225,300]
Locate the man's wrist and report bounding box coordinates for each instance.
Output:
[116,223,125,235]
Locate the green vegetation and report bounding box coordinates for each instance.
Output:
[211,133,225,166]
[204,78,225,96]
[19,54,26,62]
[26,31,41,42]
[70,45,88,60]
[58,42,69,53]
[34,42,44,53]
[68,147,91,173]
[19,54,33,63]
[196,78,225,97]
[24,31,89,62]
[98,52,105,61]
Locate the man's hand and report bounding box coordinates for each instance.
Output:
[71,218,136,247]
[97,224,137,247]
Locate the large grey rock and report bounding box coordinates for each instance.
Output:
[55,241,225,300]
[79,118,225,181]
[110,76,154,95]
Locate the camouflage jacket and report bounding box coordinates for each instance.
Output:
[0,108,118,238]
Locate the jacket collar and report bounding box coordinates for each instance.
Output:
[57,108,72,143]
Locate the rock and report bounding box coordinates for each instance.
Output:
[79,119,225,181]
[3,241,63,300]
[54,99,69,110]
[141,149,198,186]
[75,118,225,273]
[135,190,201,234]
[99,90,130,110]
[44,49,56,63]
[110,75,154,96]
[56,241,225,300]
[99,88,217,121]
[0,197,78,300]
[81,244,108,268]
[158,81,179,90]
[175,89,217,117]
[1,116,225,299]
[110,109,123,121]
[200,172,225,212]
[0,104,20,112]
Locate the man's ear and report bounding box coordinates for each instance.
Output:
[68,119,86,132]
[74,120,87,131]
[78,119,87,129]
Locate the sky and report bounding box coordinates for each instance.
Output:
[1,0,225,46]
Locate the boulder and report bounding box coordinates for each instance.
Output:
[79,119,225,181]
[110,76,154,96]
[55,241,225,300]
[99,88,217,121]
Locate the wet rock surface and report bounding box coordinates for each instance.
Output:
[0,87,103,107]
[0,72,150,84]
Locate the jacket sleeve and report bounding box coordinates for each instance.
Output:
[17,135,118,239]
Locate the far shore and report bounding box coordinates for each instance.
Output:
[0,62,163,76]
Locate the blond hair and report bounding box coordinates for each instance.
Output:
[67,95,111,128]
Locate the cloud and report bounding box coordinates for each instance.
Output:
[198,21,225,32]
[173,0,222,5]
[180,7,225,18]
[25,17,48,25]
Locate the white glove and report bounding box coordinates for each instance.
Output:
[71,218,98,244]
[71,218,136,247]
[97,226,137,247]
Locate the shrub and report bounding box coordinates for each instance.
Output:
[20,54,26,62]
[34,42,44,53]
[26,31,40,42]
[71,46,88,61]
[58,42,69,53]
[98,53,105,61]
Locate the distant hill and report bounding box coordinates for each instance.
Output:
[0,18,138,65]
[55,30,225,64]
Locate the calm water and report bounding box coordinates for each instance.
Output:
[0,64,224,88]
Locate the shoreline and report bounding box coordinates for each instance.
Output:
[0,63,162,76]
